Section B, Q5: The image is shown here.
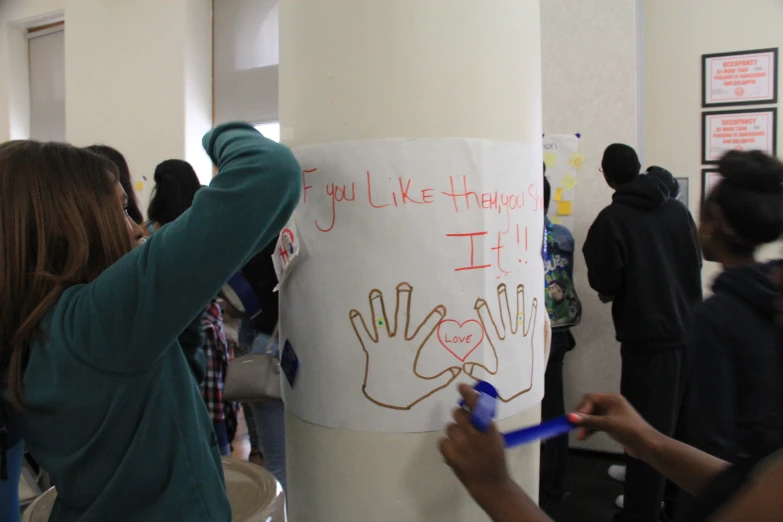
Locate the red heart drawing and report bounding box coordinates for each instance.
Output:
[437,319,485,362]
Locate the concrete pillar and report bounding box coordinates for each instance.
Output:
[279,1,543,521]
[64,0,213,209]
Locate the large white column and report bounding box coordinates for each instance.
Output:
[280,2,543,521]
[64,0,213,206]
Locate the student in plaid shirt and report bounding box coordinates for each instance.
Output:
[201,298,234,456]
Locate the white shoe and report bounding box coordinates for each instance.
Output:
[608,464,626,482]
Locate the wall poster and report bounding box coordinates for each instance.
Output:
[702,108,777,164]
[702,170,722,204]
[277,138,547,432]
[542,134,582,230]
[702,48,778,107]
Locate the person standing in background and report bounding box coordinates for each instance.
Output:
[145,158,237,452]
[676,151,783,520]
[144,159,202,235]
[583,144,702,522]
[202,300,234,457]
[539,172,582,508]
[86,145,144,224]
[235,241,288,491]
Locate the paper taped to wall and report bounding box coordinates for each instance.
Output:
[543,135,581,229]
[279,139,546,432]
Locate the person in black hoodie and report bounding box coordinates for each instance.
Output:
[675,150,783,520]
[583,143,703,522]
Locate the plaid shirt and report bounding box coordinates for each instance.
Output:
[200,300,230,422]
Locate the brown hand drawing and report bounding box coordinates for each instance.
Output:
[350,282,461,410]
[464,283,538,403]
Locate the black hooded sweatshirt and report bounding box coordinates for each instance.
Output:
[583,175,702,348]
[683,261,783,461]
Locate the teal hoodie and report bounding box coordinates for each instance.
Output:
[2,123,301,521]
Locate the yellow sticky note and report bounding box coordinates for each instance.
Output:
[569,153,586,170]
[135,181,143,191]
[561,174,578,191]
[549,214,564,225]
[557,200,573,216]
[543,151,557,169]
[554,188,564,201]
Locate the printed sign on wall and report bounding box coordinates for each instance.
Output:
[702,170,722,204]
[702,108,777,164]
[702,48,778,107]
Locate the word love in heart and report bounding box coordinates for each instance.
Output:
[437,319,485,362]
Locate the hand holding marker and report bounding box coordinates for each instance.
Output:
[462,381,578,447]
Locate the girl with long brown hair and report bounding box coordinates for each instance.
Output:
[0,123,301,521]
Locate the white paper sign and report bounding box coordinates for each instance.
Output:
[703,109,776,163]
[542,134,581,230]
[279,139,545,432]
[704,49,777,106]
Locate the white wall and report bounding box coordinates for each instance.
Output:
[644,0,783,289]
[213,0,279,125]
[65,0,213,208]
[541,0,641,453]
[184,0,215,182]
[0,0,64,141]
[29,28,65,141]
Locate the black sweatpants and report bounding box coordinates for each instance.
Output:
[615,345,683,522]
[539,330,574,506]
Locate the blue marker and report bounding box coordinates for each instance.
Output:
[461,381,578,448]
[502,415,577,448]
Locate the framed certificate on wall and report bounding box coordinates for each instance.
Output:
[703,48,778,107]
[701,108,777,164]
[702,170,722,204]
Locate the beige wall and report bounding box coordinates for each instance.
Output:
[65,0,213,201]
[542,0,640,453]
[643,0,783,289]
[0,0,64,141]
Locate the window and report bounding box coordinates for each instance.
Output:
[254,122,280,143]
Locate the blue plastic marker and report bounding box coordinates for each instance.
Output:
[461,381,578,448]
[502,415,578,447]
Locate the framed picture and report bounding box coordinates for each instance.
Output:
[702,170,722,204]
[701,108,777,164]
[674,177,690,209]
[703,48,778,107]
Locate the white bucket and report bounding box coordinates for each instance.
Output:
[22,457,285,522]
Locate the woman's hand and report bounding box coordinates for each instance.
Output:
[571,393,663,460]
[439,384,513,503]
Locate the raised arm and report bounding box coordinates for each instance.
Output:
[62,123,301,374]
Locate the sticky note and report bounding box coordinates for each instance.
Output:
[135,181,143,191]
[543,152,557,169]
[569,153,586,170]
[561,174,578,191]
[557,201,573,216]
[554,188,563,201]
[549,215,563,225]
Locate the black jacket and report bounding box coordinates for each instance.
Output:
[683,261,783,461]
[583,175,702,347]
